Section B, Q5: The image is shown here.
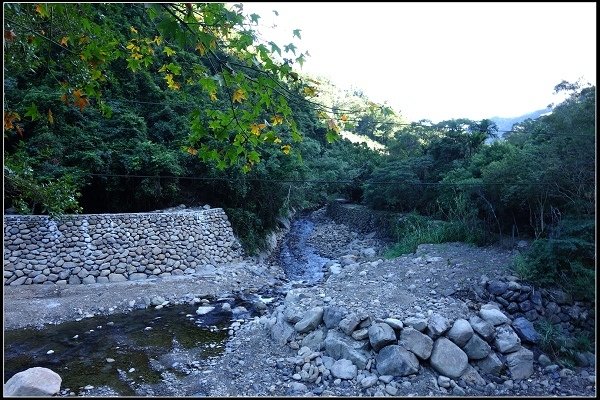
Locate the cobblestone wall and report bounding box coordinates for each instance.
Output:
[3,209,243,286]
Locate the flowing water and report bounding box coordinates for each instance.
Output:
[278,217,329,285]
[3,301,248,395]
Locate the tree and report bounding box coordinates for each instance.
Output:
[3,3,353,172]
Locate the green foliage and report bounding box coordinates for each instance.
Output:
[512,218,595,301]
[535,318,593,367]
[384,210,485,258]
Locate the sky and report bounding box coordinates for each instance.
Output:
[240,2,596,122]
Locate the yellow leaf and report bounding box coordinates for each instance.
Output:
[154,36,162,45]
[164,74,180,90]
[60,93,69,105]
[271,115,284,126]
[186,147,198,155]
[250,123,267,136]
[47,109,54,125]
[4,111,21,131]
[195,42,206,56]
[273,138,282,144]
[126,43,136,50]
[79,36,90,45]
[232,88,246,103]
[281,144,291,155]
[158,64,167,73]
[130,26,138,34]
[303,86,316,97]
[131,53,143,60]
[73,89,89,111]
[209,39,217,49]
[60,36,69,46]
[209,91,217,101]
[340,114,348,122]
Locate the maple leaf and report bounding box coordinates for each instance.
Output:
[281,144,291,155]
[250,123,267,136]
[340,114,348,122]
[232,88,246,103]
[60,36,69,46]
[73,89,90,111]
[271,115,284,126]
[35,4,49,18]
[4,29,16,42]
[163,46,176,56]
[4,111,21,131]
[47,109,54,125]
[60,93,69,105]
[327,118,340,132]
[209,91,218,101]
[130,26,138,34]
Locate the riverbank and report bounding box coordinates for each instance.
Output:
[3,208,596,396]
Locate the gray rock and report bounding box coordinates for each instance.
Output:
[107,273,127,282]
[462,333,491,360]
[323,306,345,329]
[289,382,307,392]
[68,275,81,285]
[447,319,474,347]
[196,306,215,315]
[547,289,573,305]
[32,274,48,284]
[512,317,541,344]
[468,315,495,342]
[398,327,433,360]
[295,307,324,333]
[331,359,357,380]
[129,273,147,281]
[429,337,469,378]
[506,347,534,380]
[475,352,504,375]
[460,365,486,387]
[383,318,403,330]
[10,276,27,286]
[479,307,511,326]
[82,276,96,284]
[487,280,508,295]
[362,248,377,257]
[351,328,369,341]
[338,313,362,335]
[4,367,62,396]
[494,325,521,353]
[368,322,397,352]
[360,375,379,388]
[404,316,428,331]
[537,354,552,367]
[301,328,326,351]
[427,314,451,338]
[375,345,420,376]
[324,330,370,369]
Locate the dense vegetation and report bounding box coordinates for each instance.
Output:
[3,4,595,300]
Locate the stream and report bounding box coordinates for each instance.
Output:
[4,216,329,396]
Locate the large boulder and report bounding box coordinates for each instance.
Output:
[427,314,451,338]
[270,311,296,345]
[447,319,474,347]
[323,306,345,329]
[429,337,469,378]
[462,333,491,360]
[331,359,357,380]
[399,327,433,360]
[375,345,420,376]
[494,325,521,353]
[468,315,495,342]
[4,367,62,396]
[324,330,370,369]
[294,307,324,333]
[512,317,541,344]
[479,305,511,326]
[506,347,534,379]
[368,322,397,352]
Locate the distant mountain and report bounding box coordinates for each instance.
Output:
[489,107,553,139]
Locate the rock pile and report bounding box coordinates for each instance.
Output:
[262,294,548,393]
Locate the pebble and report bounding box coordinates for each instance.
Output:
[106,358,115,363]
[128,368,135,373]
[47,350,55,355]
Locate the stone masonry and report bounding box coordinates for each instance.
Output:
[3,208,243,286]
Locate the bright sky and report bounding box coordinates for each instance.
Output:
[240,2,596,122]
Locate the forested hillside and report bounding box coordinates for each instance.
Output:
[3,4,595,299]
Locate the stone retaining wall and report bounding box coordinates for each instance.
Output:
[3,209,243,286]
[326,201,399,239]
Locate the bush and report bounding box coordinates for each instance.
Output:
[512,218,595,301]
[384,211,486,257]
